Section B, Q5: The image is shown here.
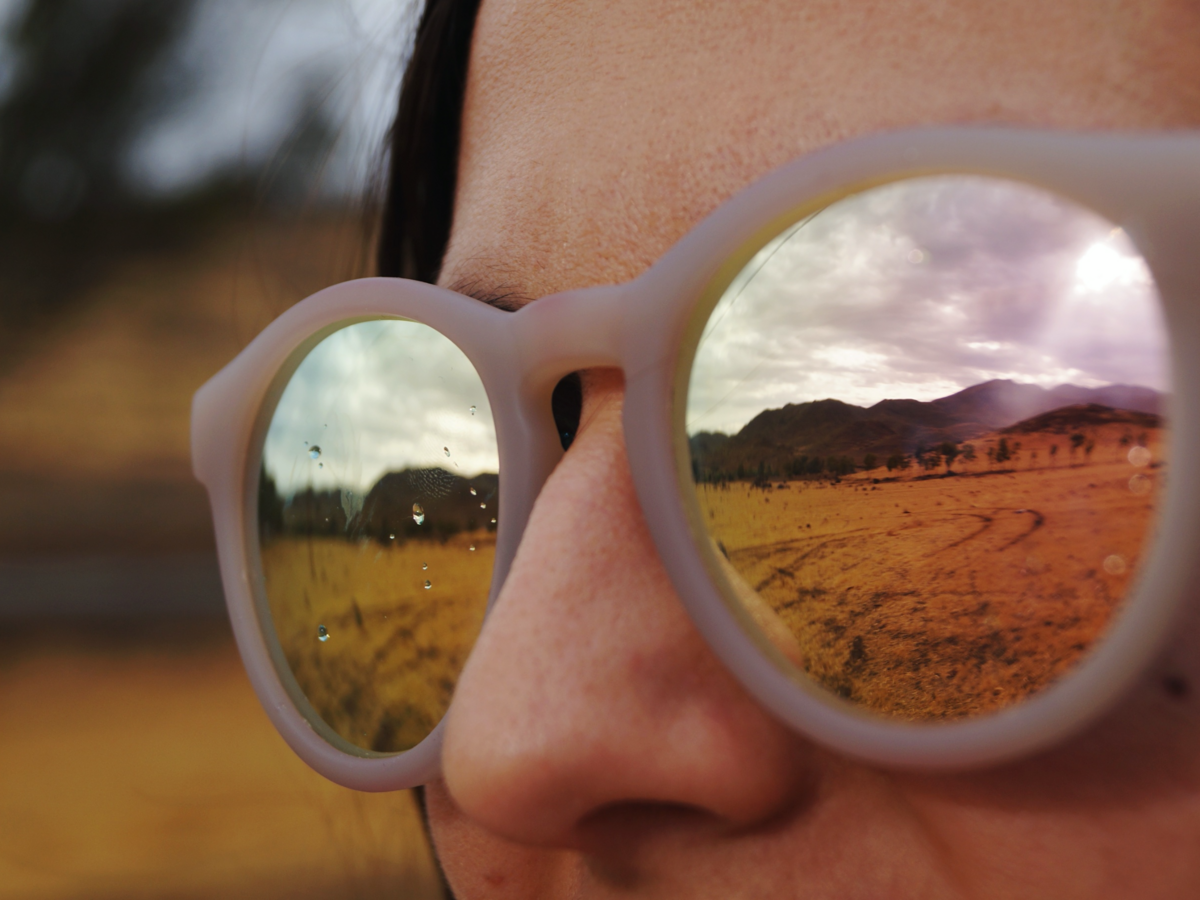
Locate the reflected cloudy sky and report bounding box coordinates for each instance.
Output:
[687,175,1169,436]
[264,320,497,496]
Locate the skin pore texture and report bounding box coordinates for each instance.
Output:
[425,1,1200,896]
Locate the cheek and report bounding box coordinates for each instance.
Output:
[898,606,1200,894]
[1002,595,1200,806]
[426,779,565,897]
[949,628,1199,794]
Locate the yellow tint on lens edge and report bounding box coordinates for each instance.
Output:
[686,176,1170,720]
[256,320,498,752]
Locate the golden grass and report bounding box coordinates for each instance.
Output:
[0,629,441,900]
[261,531,495,752]
[698,425,1166,719]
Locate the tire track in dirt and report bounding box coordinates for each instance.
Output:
[999,507,1045,549]
[746,536,857,592]
[923,507,1044,556]
[932,512,994,553]
[745,515,931,594]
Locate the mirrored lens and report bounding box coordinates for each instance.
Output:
[687,176,1169,720]
[257,320,497,752]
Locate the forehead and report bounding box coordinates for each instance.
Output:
[440,0,1200,299]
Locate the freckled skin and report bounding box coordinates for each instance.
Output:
[421,2,1200,897]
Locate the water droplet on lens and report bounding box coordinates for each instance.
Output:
[469,487,477,496]
[424,580,432,590]
[412,503,425,525]
[1103,554,1127,575]
[1128,446,1153,467]
[388,533,395,540]
[491,518,497,525]
[318,462,323,468]
[907,248,925,264]
[469,545,475,551]
[444,447,450,457]
[480,502,486,509]
[317,624,330,642]
[309,446,321,460]
[1129,473,1152,495]
[469,405,476,415]
[422,562,427,570]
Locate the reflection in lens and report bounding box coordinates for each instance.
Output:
[687,176,1169,720]
[257,320,497,752]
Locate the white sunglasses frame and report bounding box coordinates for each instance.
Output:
[192,126,1200,791]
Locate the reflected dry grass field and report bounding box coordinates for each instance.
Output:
[0,626,442,900]
[700,424,1165,718]
[261,532,494,752]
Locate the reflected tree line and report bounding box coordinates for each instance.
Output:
[692,428,1155,488]
[259,465,500,545]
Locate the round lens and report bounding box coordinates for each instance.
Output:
[686,176,1169,721]
[256,320,497,752]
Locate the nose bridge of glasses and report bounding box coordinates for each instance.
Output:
[512,284,632,385]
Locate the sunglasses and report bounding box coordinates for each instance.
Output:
[192,127,1200,791]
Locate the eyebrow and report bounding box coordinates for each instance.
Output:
[446,273,535,312]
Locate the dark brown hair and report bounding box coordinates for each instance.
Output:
[376,0,483,283]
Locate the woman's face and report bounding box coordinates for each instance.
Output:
[426,1,1200,896]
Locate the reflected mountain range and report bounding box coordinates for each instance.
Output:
[691,378,1163,477]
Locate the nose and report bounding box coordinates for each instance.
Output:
[440,369,814,851]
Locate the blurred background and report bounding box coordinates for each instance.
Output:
[0,1,442,896]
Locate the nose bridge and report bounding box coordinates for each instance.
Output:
[513,284,630,385]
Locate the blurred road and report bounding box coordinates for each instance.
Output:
[0,553,223,617]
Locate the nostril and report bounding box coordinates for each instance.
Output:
[577,800,720,856]
[552,372,583,450]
